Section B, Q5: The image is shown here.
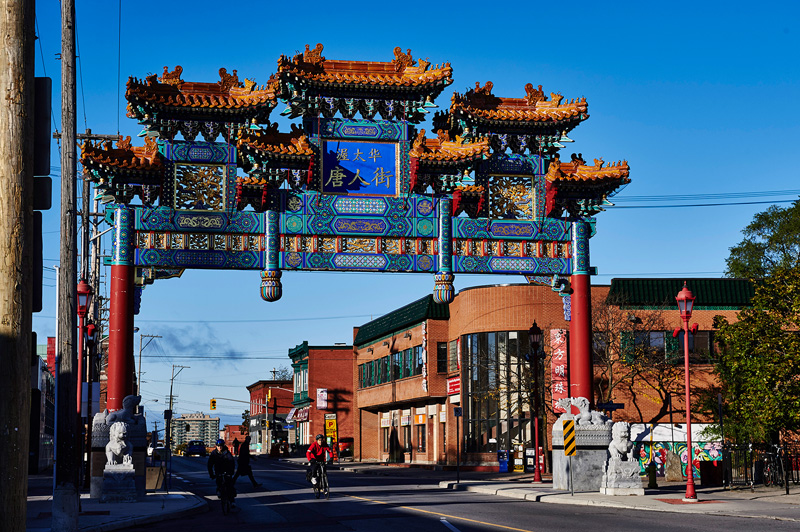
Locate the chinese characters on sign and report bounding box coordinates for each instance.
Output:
[316,388,328,410]
[551,329,569,413]
[322,140,398,196]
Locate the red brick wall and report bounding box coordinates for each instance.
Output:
[306,347,354,450]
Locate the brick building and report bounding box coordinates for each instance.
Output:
[246,379,292,455]
[288,342,354,456]
[352,279,753,472]
[221,424,246,455]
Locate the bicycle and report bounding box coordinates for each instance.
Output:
[215,472,237,514]
[763,447,785,488]
[309,459,330,499]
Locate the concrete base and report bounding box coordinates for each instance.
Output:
[553,449,610,491]
[102,464,137,503]
[600,486,645,496]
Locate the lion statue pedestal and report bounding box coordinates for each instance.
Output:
[551,397,613,491]
[91,395,147,501]
[600,422,644,495]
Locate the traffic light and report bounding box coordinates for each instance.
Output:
[210,399,217,410]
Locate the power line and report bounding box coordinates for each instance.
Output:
[613,189,800,202]
[607,199,796,210]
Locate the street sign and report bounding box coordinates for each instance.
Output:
[453,407,463,417]
[596,401,624,411]
[563,419,576,456]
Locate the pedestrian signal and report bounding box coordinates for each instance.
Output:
[210,399,217,410]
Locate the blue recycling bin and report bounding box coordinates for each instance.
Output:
[498,450,509,473]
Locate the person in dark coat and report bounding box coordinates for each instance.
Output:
[207,439,236,495]
[233,435,262,489]
[232,437,241,457]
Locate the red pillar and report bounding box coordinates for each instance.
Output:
[107,264,134,411]
[570,273,593,405]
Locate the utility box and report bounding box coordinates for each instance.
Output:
[498,450,509,473]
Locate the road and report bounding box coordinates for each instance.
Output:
[126,456,797,532]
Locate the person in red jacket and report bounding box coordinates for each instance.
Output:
[306,434,328,485]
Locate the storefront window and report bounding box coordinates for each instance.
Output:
[403,426,412,452]
[464,330,532,453]
[382,427,390,453]
[416,424,426,452]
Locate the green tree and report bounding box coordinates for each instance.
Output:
[725,199,800,278]
[241,409,250,436]
[712,266,800,443]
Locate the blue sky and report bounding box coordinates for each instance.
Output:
[32,1,800,430]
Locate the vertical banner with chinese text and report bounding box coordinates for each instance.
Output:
[551,329,569,413]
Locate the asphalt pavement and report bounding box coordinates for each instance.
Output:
[26,458,800,531]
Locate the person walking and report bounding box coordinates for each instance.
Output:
[233,435,263,489]
[232,437,241,457]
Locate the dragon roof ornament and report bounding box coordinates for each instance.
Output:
[449,82,588,124]
[409,128,490,162]
[276,44,453,90]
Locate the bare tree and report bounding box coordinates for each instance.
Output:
[591,293,683,423]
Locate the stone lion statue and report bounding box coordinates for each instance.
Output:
[608,421,635,461]
[105,395,141,425]
[106,421,133,466]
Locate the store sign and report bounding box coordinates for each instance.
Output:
[317,388,328,410]
[551,329,569,413]
[295,407,309,421]
[414,414,426,424]
[321,139,398,196]
[380,418,392,428]
[447,376,461,395]
[401,415,411,426]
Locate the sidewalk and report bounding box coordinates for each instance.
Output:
[26,474,207,532]
[282,457,800,521]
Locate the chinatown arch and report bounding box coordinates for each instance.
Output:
[80,45,629,412]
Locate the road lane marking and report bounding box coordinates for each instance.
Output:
[440,517,463,531]
[346,494,536,532]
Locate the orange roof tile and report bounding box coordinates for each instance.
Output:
[80,136,163,174]
[451,82,588,124]
[277,44,453,90]
[408,129,490,162]
[126,66,279,115]
[236,123,314,157]
[545,154,630,185]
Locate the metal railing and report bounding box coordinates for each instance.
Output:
[722,443,800,490]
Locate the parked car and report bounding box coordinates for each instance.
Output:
[186,440,207,457]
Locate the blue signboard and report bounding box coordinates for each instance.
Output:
[322,139,398,196]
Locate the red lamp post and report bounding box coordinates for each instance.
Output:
[76,279,94,415]
[529,321,544,483]
[676,282,698,501]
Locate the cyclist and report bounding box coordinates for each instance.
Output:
[306,434,328,485]
[208,439,236,498]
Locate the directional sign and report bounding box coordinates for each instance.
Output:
[563,419,576,456]
[453,407,463,417]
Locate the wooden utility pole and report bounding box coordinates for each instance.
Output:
[0,1,35,529]
[52,0,80,529]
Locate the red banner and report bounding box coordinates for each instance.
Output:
[550,329,569,413]
[447,376,460,395]
[46,337,56,375]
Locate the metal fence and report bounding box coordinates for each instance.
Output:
[722,443,800,489]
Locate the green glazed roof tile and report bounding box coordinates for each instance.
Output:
[607,278,754,309]
[354,295,449,347]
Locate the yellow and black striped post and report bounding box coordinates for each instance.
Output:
[563,419,576,456]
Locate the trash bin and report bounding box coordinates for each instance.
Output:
[699,460,723,487]
[498,450,509,473]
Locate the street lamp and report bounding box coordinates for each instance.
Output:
[528,321,544,483]
[76,279,94,415]
[676,281,697,502]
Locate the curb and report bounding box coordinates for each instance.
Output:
[82,494,209,532]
